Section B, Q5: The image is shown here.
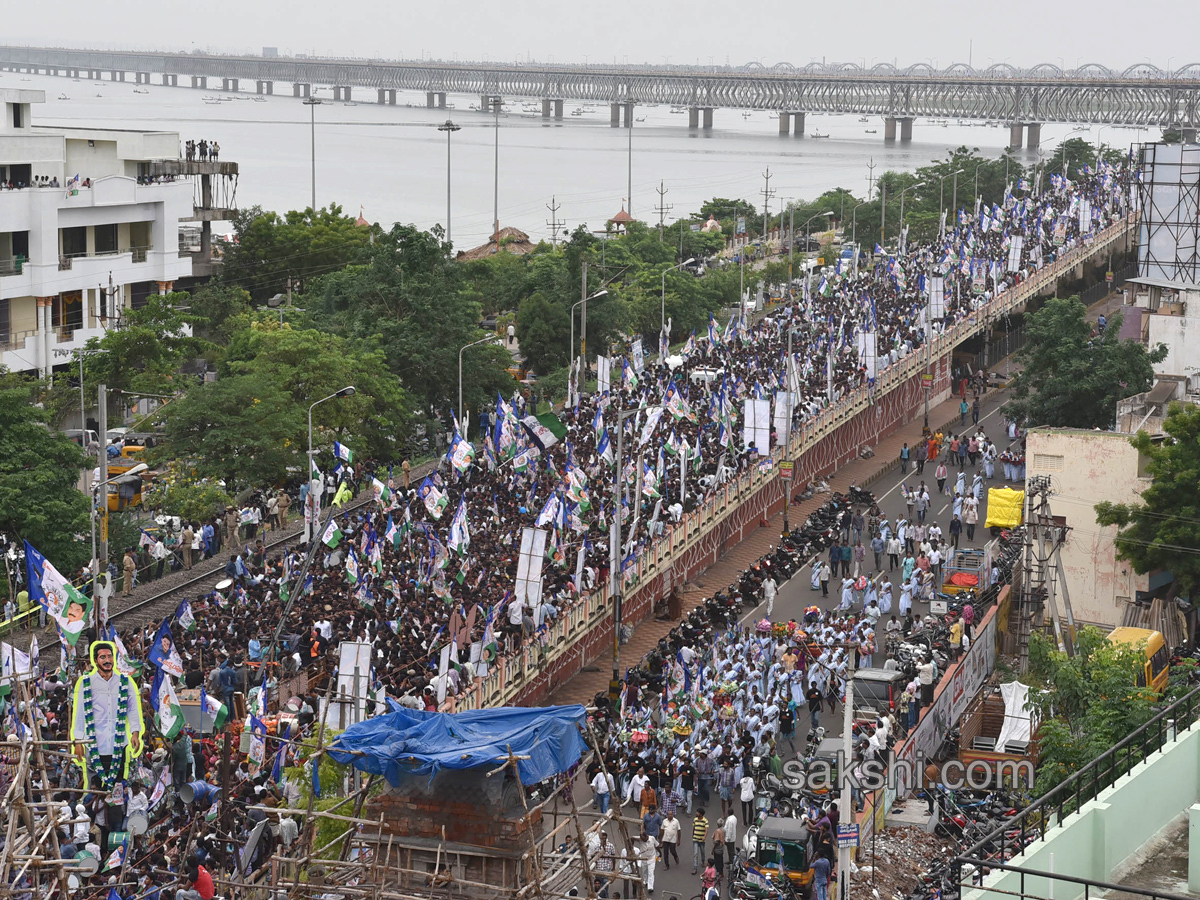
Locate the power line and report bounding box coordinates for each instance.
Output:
[761,167,775,237]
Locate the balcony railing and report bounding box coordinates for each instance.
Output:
[0,329,38,351]
[58,246,151,270]
[0,257,25,276]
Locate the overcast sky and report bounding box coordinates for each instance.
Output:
[9,1,1199,72]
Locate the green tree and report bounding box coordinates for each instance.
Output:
[1003,297,1166,429]
[1095,402,1200,595]
[0,387,90,570]
[1025,627,1170,795]
[221,320,413,462]
[220,204,373,303]
[187,283,254,344]
[142,463,234,521]
[307,223,513,419]
[161,374,304,491]
[516,293,572,375]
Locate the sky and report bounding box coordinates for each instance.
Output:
[8,0,1199,73]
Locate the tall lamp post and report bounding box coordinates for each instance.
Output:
[939,169,964,233]
[437,120,461,246]
[492,95,501,249]
[897,182,926,254]
[800,211,834,288]
[850,201,868,252]
[307,386,356,541]
[660,258,694,357]
[459,336,500,430]
[570,288,608,404]
[303,96,321,212]
[610,405,661,703]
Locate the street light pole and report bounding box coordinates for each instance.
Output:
[492,95,501,249]
[897,182,926,255]
[307,386,356,541]
[851,201,867,252]
[801,211,835,288]
[459,336,499,432]
[627,100,634,218]
[952,169,962,226]
[660,258,694,359]
[571,287,608,404]
[437,120,461,246]
[303,97,321,212]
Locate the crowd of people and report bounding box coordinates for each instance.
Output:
[183,139,219,162]
[0,163,1129,898]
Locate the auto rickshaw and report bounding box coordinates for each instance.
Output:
[740,816,815,898]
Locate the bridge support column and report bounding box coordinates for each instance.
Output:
[622,102,633,128]
[426,91,436,108]
[222,78,238,92]
[1181,126,1197,143]
[793,111,805,135]
[899,117,913,141]
[294,82,310,98]
[611,103,621,127]
[542,99,552,117]
[342,86,351,102]
[1026,123,1041,149]
[437,92,446,108]
[884,117,897,141]
[256,80,273,95]
[688,106,700,130]
[702,107,714,130]
[136,72,149,84]
[553,98,563,118]
[778,112,790,135]
[163,74,177,87]
[480,95,491,112]
[191,76,206,89]
[380,88,389,105]
[388,89,396,105]
[1008,123,1024,150]
[110,71,121,81]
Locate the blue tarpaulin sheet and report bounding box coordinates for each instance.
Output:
[326,703,589,786]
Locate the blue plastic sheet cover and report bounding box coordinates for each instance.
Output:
[327,703,589,786]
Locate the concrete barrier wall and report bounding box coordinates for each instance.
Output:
[967,720,1200,900]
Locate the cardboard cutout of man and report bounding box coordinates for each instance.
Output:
[71,640,144,790]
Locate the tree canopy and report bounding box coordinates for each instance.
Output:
[1095,402,1200,595]
[0,387,90,571]
[1003,296,1166,429]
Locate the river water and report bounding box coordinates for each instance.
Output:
[11,70,1144,249]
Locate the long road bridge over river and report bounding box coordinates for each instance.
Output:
[3,47,1199,146]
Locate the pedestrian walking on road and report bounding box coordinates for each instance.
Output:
[899,443,909,473]
[934,463,947,496]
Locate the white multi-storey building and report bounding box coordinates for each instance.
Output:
[0,88,192,377]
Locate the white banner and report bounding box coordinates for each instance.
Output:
[596,356,611,394]
[1006,235,1024,273]
[742,398,771,453]
[515,527,548,608]
[631,338,645,374]
[928,276,945,320]
[773,391,797,448]
[856,331,877,380]
[1078,198,1092,233]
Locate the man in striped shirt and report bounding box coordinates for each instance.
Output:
[691,809,709,874]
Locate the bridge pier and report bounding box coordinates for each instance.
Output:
[779,112,790,135]
[622,102,634,128]
[480,94,492,112]
[702,107,714,130]
[162,74,178,87]
[884,117,897,141]
[110,71,125,82]
[136,72,150,84]
[554,98,563,118]
[293,82,310,98]
[688,106,700,130]
[1183,127,1198,143]
[611,103,621,127]
[1026,123,1041,149]
[191,76,207,89]
[542,99,551,117]
[222,78,238,92]
[793,111,805,135]
[1008,123,1024,149]
[900,116,913,141]
[256,80,273,95]
[334,86,351,102]
[427,91,436,108]
[437,92,446,108]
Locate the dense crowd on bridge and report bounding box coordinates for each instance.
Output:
[1,163,1130,899]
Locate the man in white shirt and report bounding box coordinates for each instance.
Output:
[70,642,144,790]
[591,769,614,814]
[738,773,756,827]
[723,812,737,863]
[634,831,659,892]
[762,575,778,617]
[624,767,649,808]
[660,812,682,869]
